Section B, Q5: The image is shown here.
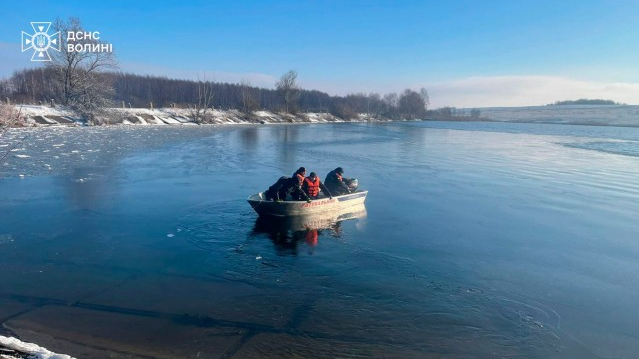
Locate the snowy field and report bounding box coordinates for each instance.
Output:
[479,104,639,127]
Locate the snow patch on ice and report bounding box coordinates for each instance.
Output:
[0,335,76,359]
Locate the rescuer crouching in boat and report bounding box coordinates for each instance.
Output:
[302,172,333,200]
[264,176,312,203]
[325,167,352,196]
[291,166,307,200]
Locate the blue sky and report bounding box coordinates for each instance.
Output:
[1,0,638,107]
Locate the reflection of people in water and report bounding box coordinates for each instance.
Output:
[305,229,319,246]
[251,203,364,255]
[251,217,345,254]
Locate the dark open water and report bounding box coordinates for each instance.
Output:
[1,122,639,358]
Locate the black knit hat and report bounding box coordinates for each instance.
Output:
[335,167,344,174]
[296,167,306,173]
[309,172,317,177]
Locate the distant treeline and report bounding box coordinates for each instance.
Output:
[426,107,482,120]
[548,99,625,106]
[0,67,429,120]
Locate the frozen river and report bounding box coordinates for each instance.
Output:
[1,121,639,358]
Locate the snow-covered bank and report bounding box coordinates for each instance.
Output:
[0,336,75,359]
[7,105,395,127]
[9,104,638,128]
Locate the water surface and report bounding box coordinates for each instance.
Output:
[1,122,638,358]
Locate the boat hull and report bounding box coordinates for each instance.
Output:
[253,204,367,232]
[247,190,368,217]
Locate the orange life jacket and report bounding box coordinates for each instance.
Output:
[336,173,343,181]
[303,177,320,197]
[295,173,304,185]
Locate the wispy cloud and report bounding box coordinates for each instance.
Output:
[425,76,639,108]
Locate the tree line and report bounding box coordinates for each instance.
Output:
[0,67,430,120]
[0,17,431,121]
[547,99,624,106]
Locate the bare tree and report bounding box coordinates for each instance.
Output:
[47,17,117,119]
[419,88,430,109]
[382,92,399,118]
[275,70,300,113]
[189,74,214,123]
[0,104,27,164]
[398,89,427,120]
[367,92,383,116]
[383,92,399,108]
[240,79,258,115]
[0,104,24,131]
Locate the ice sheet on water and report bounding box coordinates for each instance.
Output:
[0,234,14,244]
[0,126,222,179]
[480,104,639,127]
[562,139,639,157]
[0,335,76,359]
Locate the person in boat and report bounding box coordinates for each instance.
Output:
[264,176,311,202]
[324,167,351,196]
[302,172,332,200]
[292,167,306,184]
[291,167,307,200]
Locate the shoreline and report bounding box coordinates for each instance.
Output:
[1,105,405,128]
[3,104,639,131]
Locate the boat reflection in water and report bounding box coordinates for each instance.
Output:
[251,204,367,254]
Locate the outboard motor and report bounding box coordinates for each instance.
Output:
[344,178,359,192]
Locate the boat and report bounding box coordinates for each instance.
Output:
[247,190,368,217]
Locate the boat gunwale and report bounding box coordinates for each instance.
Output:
[247,190,368,204]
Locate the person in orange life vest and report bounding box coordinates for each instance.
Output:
[292,167,306,184]
[324,167,350,195]
[291,166,307,200]
[302,172,332,200]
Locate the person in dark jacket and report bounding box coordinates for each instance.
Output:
[292,167,306,185]
[302,172,332,199]
[291,167,307,200]
[264,176,311,202]
[324,167,350,195]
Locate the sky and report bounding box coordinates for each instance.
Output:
[1,0,638,108]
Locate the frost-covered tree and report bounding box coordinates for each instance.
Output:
[47,17,118,118]
[275,70,300,113]
[420,87,430,108]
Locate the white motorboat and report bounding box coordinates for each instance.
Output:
[247,190,368,217]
